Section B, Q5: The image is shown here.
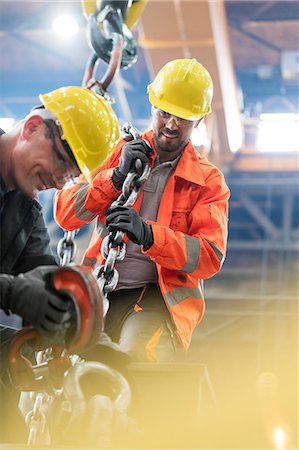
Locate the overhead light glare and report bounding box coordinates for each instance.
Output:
[191,122,209,148]
[52,16,79,37]
[257,113,299,152]
[0,118,16,132]
[273,427,287,450]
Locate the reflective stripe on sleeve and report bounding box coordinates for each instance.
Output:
[165,282,203,309]
[82,256,98,268]
[181,235,200,273]
[74,183,98,221]
[96,219,109,238]
[208,241,225,267]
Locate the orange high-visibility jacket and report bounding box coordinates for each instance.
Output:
[55,130,230,350]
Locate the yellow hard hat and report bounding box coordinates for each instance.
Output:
[148,58,213,121]
[40,86,120,182]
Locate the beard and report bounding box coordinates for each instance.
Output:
[153,128,189,154]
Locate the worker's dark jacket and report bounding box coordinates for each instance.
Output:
[0,129,58,311]
[0,179,57,274]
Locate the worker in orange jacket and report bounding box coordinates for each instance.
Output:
[55,58,230,362]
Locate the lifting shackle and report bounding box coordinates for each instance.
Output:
[62,361,131,421]
[8,266,104,391]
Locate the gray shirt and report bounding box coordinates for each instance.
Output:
[115,155,181,290]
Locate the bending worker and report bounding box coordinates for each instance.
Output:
[55,59,230,363]
[0,85,119,337]
[0,86,119,442]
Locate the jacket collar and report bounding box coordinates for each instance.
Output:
[144,130,206,187]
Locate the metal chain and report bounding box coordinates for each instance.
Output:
[93,123,151,314]
[56,123,151,313]
[25,392,49,446]
[57,230,77,266]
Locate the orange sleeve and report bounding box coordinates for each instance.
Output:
[144,172,230,280]
[54,140,125,231]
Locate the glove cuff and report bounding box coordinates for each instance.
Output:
[112,168,125,187]
[143,223,154,250]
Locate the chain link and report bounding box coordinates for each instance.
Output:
[57,230,77,266]
[93,123,152,313]
[25,392,49,445]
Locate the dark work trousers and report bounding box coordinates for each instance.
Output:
[104,284,179,363]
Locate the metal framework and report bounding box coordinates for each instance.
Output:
[227,171,299,251]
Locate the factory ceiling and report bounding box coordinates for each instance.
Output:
[0,0,298,155]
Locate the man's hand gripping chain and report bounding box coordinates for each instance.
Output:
[93,122,153,313]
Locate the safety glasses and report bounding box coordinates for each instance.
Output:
[153,107,194,126]
[43,120,78,181]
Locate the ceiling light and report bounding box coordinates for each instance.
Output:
[52,16,79,37]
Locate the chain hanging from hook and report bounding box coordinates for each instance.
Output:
[93,123,151,314]
[57,1,148,264]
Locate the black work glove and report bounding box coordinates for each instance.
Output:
[112,139,152,187]
[0,266,74,338]
[105,206,154,249]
